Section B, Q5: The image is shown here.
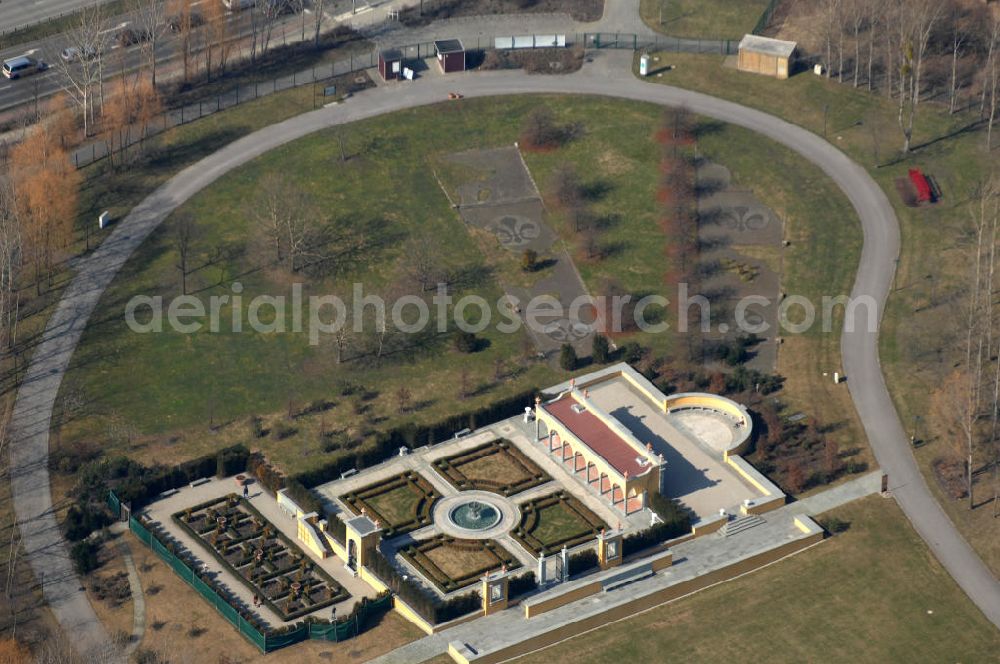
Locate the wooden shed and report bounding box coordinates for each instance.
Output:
[737,35,796,80]
[434,39,466,73]
[378,48,404,81]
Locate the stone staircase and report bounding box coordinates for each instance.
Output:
[721,514,765,537]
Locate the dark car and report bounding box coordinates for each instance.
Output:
[167,11,205,33]
[117,27,152,47]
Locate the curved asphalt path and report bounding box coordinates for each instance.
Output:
[9,57,999,656]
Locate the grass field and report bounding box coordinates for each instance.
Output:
[513,492,606,556]
[498,498,1000,663]
[639,0,769,39]
[57,93,861,480]
[634,52,1000,573]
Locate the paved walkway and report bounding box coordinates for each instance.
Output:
[370,471,884,663]
[9,26,1000,657]
[115,534,145,655]
[141,478,377,628]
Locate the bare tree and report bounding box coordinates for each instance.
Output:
[0,182,23,358]
[132,0,168,86]
[947,4,972,114]
[169,0,197,82]
[895,0,944,153]
[204,0,231,78]
[313,0,327,48]
[984,14,1000,148]
[848,0,867,87]
[174,213,196,295]
[249,0,288,64]
[54,5,110,136]
[395,386,411,413]
[821,0,844,78]
[402,235,443,292]
[251,174,326,273]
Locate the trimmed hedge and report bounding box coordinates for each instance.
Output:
[366,549,481,624]
[622,494,692,557]
[292,387,539,489]
[67,444,251,543]
[568,549,598,576]
[508,571,537,598]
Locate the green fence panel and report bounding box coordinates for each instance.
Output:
[126,509,389,653]
[107,490,121,517]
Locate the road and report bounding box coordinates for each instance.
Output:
[6,2,1000,657]
[0,2,323,114]
[0,0,102,34]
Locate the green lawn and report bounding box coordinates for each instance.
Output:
[634,52,1000,574]
[341,472,440,536]
[639,0,770,39]
[58,87,866,485]
[513,492,606,556]
[508,497,1000,663]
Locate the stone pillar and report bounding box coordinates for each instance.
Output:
[535,396,542,440]
[597,528,624,570]
[560,546,569,582]
[481,567,510,616]
[537,552,546,585]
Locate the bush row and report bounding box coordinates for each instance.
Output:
[366,550,481,624]
[293,387,539,488]
[622,495,692,557]
[67,444,251,542]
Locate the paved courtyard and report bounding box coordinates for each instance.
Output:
[585,376,763,519]
[315,419,650,599]
[438,146,596,358]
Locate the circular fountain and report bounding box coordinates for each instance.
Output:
[449,500,502,531]
[433,491,519,539]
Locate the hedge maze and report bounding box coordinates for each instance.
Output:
[399,535,521,594]
[341,471,441,537]
[433,439,551,496]
[512,491,607,556]
[174,494,350,621]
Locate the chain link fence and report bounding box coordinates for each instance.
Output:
[71,30,739,170]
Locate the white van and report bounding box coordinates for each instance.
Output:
[2,56,44,79]
[222,0,255,10]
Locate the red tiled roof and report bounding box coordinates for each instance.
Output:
[543,397,647,478]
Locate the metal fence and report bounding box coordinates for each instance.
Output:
[752,0,782,36]
[71,31,739,170]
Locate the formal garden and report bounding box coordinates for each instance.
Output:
[511,491,608,556]
[398,535,522,595]
[433,439,551,496]
[341,471,441,537]
[173,493,350,621]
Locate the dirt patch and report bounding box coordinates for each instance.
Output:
[401,0,604,24]
[894,177,920,208]
[933,457,968,500]
[128,537,422,663]
[481,48,585,75]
